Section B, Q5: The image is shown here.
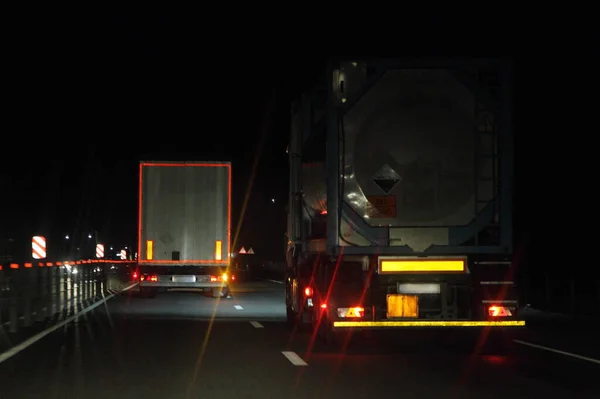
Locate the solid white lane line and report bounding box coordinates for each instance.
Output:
[281,351,308,366]
[513,339,600,365]
[250,321,264,328]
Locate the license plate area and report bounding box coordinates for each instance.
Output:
[171,275,196,283]
[387,294,419,318]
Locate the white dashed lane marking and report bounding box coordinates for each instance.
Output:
[282,351,308,366]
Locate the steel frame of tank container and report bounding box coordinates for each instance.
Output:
[311,57,515,257]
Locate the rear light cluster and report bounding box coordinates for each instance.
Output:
[303,285,363,318]
[210,273,234,282]
[303,286,314,308]
[488,305,513,317]
[337,307,365,318]
[132,272,234,283]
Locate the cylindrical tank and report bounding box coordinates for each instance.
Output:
[301,68,479,228]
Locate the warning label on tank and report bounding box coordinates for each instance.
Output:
[372,164,401,194]
[366,196,397,218]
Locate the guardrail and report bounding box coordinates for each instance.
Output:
[522,273,600,318]
[0,259,137,335]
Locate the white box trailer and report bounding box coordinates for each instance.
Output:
[136,161,232,298]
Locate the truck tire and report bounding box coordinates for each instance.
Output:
[317,318,340,347]
[286,305,297,327]
[212,287,230,298]
[285,294,310,331]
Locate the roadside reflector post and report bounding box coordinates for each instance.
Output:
[96,244,105,259]
[32,236,47,260]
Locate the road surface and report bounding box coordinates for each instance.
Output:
[0,279,598,398]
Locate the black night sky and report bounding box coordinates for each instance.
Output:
[1,13,597,272]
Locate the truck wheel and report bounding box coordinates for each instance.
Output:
[286,306,297,326]
[317,318,338,346]
[212,287,230,298]
[317,316,349,349]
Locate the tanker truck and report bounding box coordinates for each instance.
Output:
[285,58,524,347]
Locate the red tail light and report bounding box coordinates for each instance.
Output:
[140,275,158,282]
[304,287,313,297]
[337,306,364,318]
[210,273,229,282]
[488,305,512,317]
[132,272,138,279]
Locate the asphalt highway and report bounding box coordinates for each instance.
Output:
[0,279,598,398]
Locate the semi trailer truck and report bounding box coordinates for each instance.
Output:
[136,161,232,298]
[285,58,524,346]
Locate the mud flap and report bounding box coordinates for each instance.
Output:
[212,287,231,299]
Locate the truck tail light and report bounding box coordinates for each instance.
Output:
[210,273,228,282]
[337,307,364,318]
[140,275,158,282]
[488,305,513,317]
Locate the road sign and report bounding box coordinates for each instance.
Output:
[32,236,46,259]
[247,247,254,254]
[477,112,494,132]
[239,247,247,254]
[96,244,104,258]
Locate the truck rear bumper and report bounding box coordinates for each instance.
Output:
[138,281,228,289]
[332,320,525,331]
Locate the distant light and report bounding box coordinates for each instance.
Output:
[110,246,114,250]
[271,198,275,203]
[125,246,128,249]
[65,235,70,240]
[88,234,92,239]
